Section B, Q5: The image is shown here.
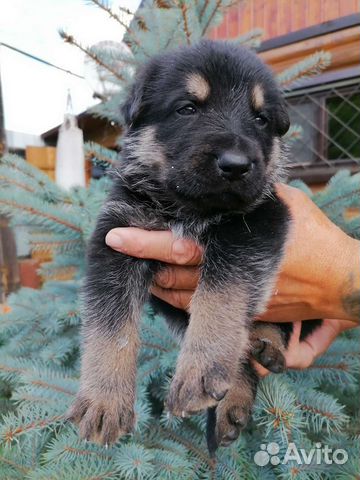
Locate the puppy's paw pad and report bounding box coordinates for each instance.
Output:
[167,363,231,416]
[203,363,231,401]
[67,394,135,445]
[214,388,253,448]
[251,340,286,373]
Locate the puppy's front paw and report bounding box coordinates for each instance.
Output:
[67,390,135,445]
[167,356,232,416]
[213,385,253,448]
[251,339,286,373]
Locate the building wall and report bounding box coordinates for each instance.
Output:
[210,0,358,41]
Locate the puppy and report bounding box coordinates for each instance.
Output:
[68,40,320,450]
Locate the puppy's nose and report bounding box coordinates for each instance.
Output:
[217,152,253,180]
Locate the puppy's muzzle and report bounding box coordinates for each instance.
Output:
[217,151,254,181]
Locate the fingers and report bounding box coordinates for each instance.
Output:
[105,228,202,266]
[151,285,193,311]
[275,183,311,215]
[282,319,354,370]
[252,318,355,377]
[155,266,200,290]
[251,359,270,378]
[299,319,351,361]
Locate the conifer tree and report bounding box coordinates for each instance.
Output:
[0,1,359,478]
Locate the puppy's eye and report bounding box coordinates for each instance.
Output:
[255,114,268,127]
[176,105,197,116]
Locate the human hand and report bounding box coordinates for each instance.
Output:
[105,228,203,311]
[259,184,360,323]
[105,184,360,323]
[253,318,355,376]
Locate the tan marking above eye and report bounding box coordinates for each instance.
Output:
[252,84,265,110]
[186,73,211,101]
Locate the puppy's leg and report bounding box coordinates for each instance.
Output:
[167,198,290,418]
[207,361,258,454]
[149,294,189,341]
[167,274,252,416]
[67,210,157,444]
[210,325,289,453]
[208,324,288,453]
[69,322,140,444]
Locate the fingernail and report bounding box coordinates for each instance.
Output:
[105,231,124,250]
[156,269,169,286]
[172,239,187,257]
[172,239,198,264]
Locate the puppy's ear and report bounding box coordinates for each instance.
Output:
[275,100,290,136]
[121,76,145,126]
[121,60,160,127]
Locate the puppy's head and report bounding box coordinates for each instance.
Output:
[121,40,289,214]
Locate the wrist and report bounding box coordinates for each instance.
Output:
[317,235,360,322]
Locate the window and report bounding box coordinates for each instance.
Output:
[285,80,360,181]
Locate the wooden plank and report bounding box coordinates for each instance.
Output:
[26,146,56,170]
[339,0,358,17]
[249,0,254,35]
[260,26,360,73]
[266,0,278,39]
[266,41,360,75]
[208,0,359,42]
[254,0,265,36]
[277,0,291,37]
[323,0,340,21]
[228,7,238,38]
[217,17,227,39]
[306,0,321,27]
[240,0,252,36]
[290,0,304,33]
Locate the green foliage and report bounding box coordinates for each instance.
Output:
[0,1,359,478]
[0,151,359,478]
[277,51,332,90]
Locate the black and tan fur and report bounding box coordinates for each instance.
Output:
[68,40,321,451]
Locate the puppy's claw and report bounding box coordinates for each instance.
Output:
[212,381,254,450]
[167,358,233,417]
[252,340,286,373]
[68,392,135,445]
[203,364,230,402]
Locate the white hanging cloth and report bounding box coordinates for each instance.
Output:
[55,90,85,190]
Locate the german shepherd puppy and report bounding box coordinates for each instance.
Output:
[68,40,321,452]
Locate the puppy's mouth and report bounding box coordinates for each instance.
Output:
[170,176,266,214]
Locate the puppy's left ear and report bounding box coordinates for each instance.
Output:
[275,100,290,136]
[121,59,160,127]
[121,76,145,127]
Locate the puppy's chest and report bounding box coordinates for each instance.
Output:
[109,198,221,242]
[170,217,220,243]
